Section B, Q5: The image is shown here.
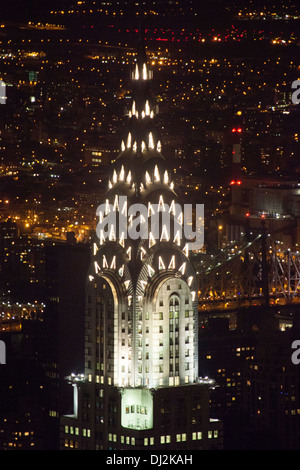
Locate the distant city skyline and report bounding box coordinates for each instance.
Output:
[0,0,299,452]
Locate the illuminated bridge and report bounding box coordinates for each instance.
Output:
[192,230,300,311]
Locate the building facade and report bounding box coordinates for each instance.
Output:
[60,33,222,451]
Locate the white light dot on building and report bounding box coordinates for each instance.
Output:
[127,132,132,148]
[158,256,165,270]
[168,255,175,270]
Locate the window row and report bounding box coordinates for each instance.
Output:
[64,426,90,437]
[125,405,148,415]
[63,430,220,448]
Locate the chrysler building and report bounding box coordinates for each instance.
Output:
[60,29,222,451]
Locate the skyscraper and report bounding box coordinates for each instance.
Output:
[60,29,223,451]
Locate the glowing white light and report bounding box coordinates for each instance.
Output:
[108,180,113,189]
[188,276,193,287]
[158,256,165,270]
[126,246,132,260]
[113,194,119,211]
[145,171,151,183]
[168,255,175,269]
[93,242,98,256]
[170,182,174,190]
[89,275,94,281]
[127,132,132,148]
[113,170,117,183]
[160,224,169,241]
[148,202,155,216]
[99,229,105,245]
[154,165,160,181]
[143,63,147,80]
[191,291,196,301]
[179,262,186,275]
[121,140,126,151]
[103,255,108,268]
[149,232,156,248]
[145,100,150,116]
[140,247,146,260]
[147,264,155,277]
[158,195,165,212]
[135,63,139,80]
[163,170,169,184]
[169,200,176,215]
[110,256,116,269]
[132,100,136,115]
[183,244,189,257]
[119,232,125,248]
[174,230,181,246]
[157,140,162,152]
[109,224,116,241]
[133,141,137,152]
[124,280,130,290]
[121,198,127,215]
[140,280,147,290]
[105,199,111,215]
[127,171,132,184]
[118,265,124,277]
[141,141,146,152]
[94,261,101,274]
[149,132,155,149]
[142,111,145,119]
[120,165,125,181]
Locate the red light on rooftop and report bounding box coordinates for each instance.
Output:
[237,127,242,133]
[236,180,242,185]
[230,180,235,185]
[261,214,266,218]
[246,212,250,217]
[232,128,236,133]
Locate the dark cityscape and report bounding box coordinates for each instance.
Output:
[0,0,299,457]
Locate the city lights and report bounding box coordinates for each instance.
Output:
[0,0,299,455]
